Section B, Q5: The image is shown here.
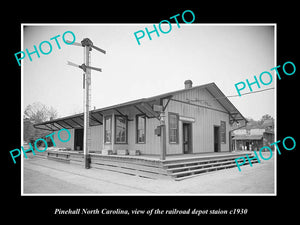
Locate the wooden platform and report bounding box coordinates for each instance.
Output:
[43,150,258,180]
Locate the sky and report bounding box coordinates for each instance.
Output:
[22,24,275,121]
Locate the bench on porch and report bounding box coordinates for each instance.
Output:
[101,149,141,156]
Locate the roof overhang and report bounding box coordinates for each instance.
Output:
[34,110,104,131]
[34,82,246,131]
[33,98,168,131]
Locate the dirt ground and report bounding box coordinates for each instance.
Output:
[23,153,275,195]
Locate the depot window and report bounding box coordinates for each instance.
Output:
[104,116,112,143]
[169,112,179,144]
[136,115,146,144]
[115,115,127,144]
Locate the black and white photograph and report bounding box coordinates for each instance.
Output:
[21,24,275,195]
[4,5,298,221]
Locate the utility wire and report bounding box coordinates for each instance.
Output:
[226,87,275,98]
[187,87,274,103]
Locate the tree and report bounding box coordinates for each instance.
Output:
[24,102,58,123]
[258,114,274,125]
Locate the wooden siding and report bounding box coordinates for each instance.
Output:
[90,125,102,152]
[53,128,75,149]
[101,108,161,154]
[128,117,160,155]
[164,87,230,154]
[52,126,102,152]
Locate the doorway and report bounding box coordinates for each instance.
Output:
[245,141,250,151]
[182,123,192,154]
[214,126,220,152]
[74,128,83,150]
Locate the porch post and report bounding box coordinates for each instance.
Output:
[229,131,232,152]
[111,112,115,153]
[160,112,166,160]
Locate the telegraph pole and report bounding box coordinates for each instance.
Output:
[67,38,106,169]
[83,40,91,169]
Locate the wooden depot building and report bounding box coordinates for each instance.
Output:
[34,80,252,180]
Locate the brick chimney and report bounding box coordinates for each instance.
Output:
[184,80,193,89]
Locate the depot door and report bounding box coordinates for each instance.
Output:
[74,128,83,150]
[183,123,192,154]
[214,126,220,152]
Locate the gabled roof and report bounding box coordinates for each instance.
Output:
[34,82,246,131]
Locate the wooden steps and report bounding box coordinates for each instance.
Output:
[162,154,259,181]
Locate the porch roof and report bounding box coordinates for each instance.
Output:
[33,97,163,131]
[34,82,246,131]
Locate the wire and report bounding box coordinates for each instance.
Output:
[187,87,274,103]
[226,87,275,98]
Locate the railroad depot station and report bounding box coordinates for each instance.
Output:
[32,80,260,180]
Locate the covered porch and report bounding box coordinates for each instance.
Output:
[232,135,263,151]
[34,96,168,158]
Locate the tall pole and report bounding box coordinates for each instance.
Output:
[83,45,91,169]
[66,38,106,169]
